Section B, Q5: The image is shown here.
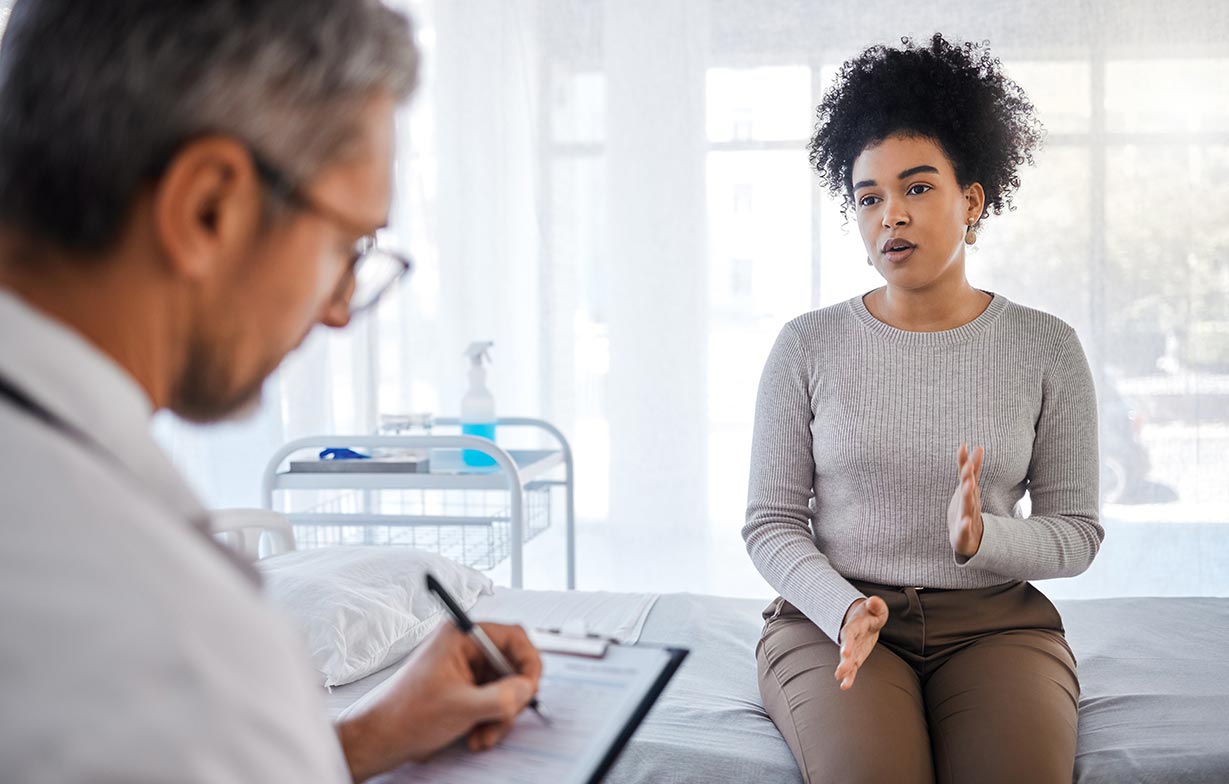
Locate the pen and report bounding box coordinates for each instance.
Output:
[425,573,552,726]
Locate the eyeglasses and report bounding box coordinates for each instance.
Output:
[250,150,412,316]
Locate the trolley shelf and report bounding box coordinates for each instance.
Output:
[261,418,575,589]
[271,449,564,491]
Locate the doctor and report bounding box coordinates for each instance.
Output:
[0,1,541,781]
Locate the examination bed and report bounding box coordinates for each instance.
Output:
[325,589,1229,783]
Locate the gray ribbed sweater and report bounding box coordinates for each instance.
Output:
[743,292,1103,644]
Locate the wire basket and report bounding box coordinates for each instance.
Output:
[288,482,554,572]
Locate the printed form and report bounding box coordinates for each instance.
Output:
[374,645,676,784]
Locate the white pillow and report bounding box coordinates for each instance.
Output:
[257,546,493,687]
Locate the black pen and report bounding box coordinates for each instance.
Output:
[425,574,552,726]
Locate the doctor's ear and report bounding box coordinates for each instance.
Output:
[150,136,266,282]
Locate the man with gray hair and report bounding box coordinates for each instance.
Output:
[0,1,541,780]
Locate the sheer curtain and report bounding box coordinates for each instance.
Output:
[31,0,1226,597]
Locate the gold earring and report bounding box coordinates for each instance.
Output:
[964,218,977,246]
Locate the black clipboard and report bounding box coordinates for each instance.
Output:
[368,640,690,784]
[583,643,688,784]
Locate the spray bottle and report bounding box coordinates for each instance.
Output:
[461,341,497,467]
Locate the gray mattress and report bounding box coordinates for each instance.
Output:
[606,593,1229,784]
[330,593,1229,783]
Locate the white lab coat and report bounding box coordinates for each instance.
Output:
[0,290,349,783]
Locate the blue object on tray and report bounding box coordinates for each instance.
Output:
[318,447,370,460]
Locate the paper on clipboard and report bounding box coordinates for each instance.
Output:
[528,630,610,658]
[372,644,686,784]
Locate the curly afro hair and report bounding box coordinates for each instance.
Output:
[809,33,1044,224]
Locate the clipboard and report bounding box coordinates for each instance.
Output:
[373,640,689,784]
[576,642,688,784]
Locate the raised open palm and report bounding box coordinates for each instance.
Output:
[948,442,985,558]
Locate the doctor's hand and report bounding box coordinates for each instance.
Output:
[947,442,985,559]
[337,622,543,782]
[834,596,889,691]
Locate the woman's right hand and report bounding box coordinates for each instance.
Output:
[833,596,889,691]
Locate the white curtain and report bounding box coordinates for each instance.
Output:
[138,0,1229,597]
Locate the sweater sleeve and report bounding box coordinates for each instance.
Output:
[742,323,867,644]
[958,330,1105,579]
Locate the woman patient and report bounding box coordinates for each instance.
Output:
[743,34,1103,784]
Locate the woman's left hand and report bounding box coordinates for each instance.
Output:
[947,442,985,558]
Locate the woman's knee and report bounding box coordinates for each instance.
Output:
[925,632,1079,784]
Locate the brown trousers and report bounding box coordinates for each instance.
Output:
[756,580,1079,784]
